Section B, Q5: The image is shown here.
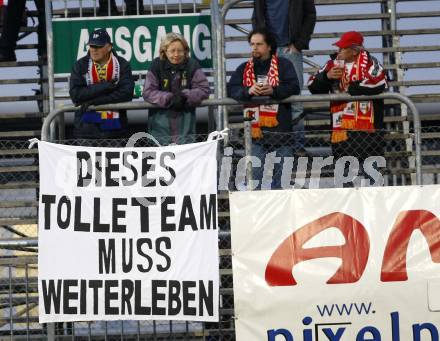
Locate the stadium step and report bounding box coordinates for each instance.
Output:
[0,112,43,119]
[16,43,39,50]
[0,95,43,102]
[0,12,42,229]
[0,181,38,190]
[0,131,40,138]
[0,26,37,34]
[0,149,38,156]
[0,60,43,68]
[0,78,44,85]
[0,201,38,209]
[0,122,40,227]
[0,166,38,173]
[0,218,37,225]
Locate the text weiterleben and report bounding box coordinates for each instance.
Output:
[40,150,217,317]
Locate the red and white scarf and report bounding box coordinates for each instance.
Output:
[87,53,120,85]
[86,53,120,122]
[330,50,386,143]
[243,54,280,139]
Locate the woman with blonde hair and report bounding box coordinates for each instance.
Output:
[143,32,210,144]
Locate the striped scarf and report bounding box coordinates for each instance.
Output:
[331,50,386,143]
[81,53,121,131]
[243,55,280,139]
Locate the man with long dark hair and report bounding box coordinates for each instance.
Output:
[253,0,316,156]
[228,28,300,190]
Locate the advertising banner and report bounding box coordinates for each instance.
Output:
[38,140,219,322]
[230,186,440,341]
[53,14,212,75]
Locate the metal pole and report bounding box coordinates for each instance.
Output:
[44,0,58,142]
[389,93,422,185]
[243,119,253,190]
[389,0,397,31]
[210,0,222,130]
[0,239,38,247]
[42,6,57,336]
[389,0,415,184]
[221,0,243,132]
[8,266,13,337]
[219,6,226,132]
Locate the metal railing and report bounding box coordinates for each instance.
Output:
[0,91,423,340]
[1,0,435,338]
[42,93,423,183]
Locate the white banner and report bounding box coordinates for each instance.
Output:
[230,186,440,341]
[38,140,219,323]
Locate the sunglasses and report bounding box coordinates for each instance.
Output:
[89,45,105,49]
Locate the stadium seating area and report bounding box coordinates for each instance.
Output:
[0,0,439,339]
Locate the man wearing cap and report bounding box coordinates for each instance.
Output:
[69,28,134,139]
[308,31,387,186]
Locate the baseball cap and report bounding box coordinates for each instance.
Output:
[88,28,112,47]
[333,31,364,49]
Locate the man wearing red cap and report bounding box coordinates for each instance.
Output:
[308,31,387,186]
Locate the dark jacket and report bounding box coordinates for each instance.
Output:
[308,51,387,159]
[69,50,134,139]
[142,57,210,144]
[253,0,316,51]
[308,52,386,130]
[227,56,300,137]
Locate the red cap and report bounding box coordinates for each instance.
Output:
[333,31,364,49]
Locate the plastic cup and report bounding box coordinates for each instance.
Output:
[256,75,268,85]
[334,59,345,69]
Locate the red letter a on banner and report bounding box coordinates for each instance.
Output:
[265,212,370,286]
[381,210,440,282]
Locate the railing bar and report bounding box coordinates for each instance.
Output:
[64,0,68,18]
[25,264,30,341]
[170,320,173,338]
[1,225,28,239]
[9,266,13,337]
[0,246,37,253]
